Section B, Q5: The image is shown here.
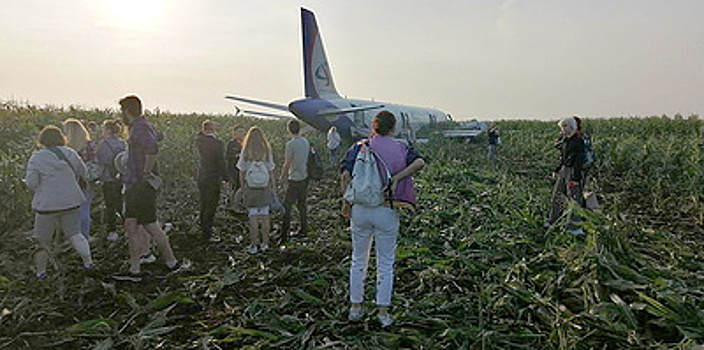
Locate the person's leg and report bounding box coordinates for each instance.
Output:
[296,181,309,235]
[281,181,295,236]
[126,218,148,274]
[349,206,374,305]
[374,207,400,308]
[248,213,260,247]
[142,221,177,266]
[260,214,270,248]
[103,181,118,234]
[62,208,93,267]
[199,179,221,237]
[79,188,94,239]
[33,213,56,278]
[125,183,152,274]
[548,167,567,225]
[198,180,208,235]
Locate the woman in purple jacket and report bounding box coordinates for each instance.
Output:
[340,111,425,327]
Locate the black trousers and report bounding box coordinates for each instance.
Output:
[102,180,123,232]
[282,179,308,236]
[198,179,221,236]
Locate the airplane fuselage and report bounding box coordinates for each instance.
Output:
[289,97,449,139]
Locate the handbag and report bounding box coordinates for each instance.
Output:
[583,191,599,209]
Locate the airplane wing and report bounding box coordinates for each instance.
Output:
[225,95,289,112]
[442,129,485,139]
[315,104,385,116]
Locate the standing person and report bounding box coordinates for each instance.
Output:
[340,111,425,328]
[63,118,98,240]
[327,125,341,166]
[547,117,586,235]
[86,121,100,142]
[237,126,275,254]
[225,125,246,197]
[280,120,310,239]
[196,120,227,242]
[118,95,188,280]
[24,126,94,279]
[487,126,500,161]
[96,120,126,242]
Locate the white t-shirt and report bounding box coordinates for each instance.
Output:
[285,137,310,181]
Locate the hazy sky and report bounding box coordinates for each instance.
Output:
[1,0,702,120]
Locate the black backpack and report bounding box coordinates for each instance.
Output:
[581,133,595,168]
[307,146,324,181]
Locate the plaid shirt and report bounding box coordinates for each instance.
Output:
[123,116,159,190]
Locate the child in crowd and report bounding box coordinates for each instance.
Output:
[236,126,275,254]
[96,120,126,241]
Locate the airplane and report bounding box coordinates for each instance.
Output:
[226,8,455,141]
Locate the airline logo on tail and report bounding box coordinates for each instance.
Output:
[315,63,332,87]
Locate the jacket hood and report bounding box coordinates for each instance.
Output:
[39,148,73,173]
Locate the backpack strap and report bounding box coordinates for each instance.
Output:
[365,141,395,209]
[47,147,77,176]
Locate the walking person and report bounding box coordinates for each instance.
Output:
[280,120,310,239]
[547,117,586,235]
[196,120,227,242]
[487,125,500,161]
[96,120,126,242]
[117,95,188,281]
[63,118,98,240]
[237,126,276,254]
[327,125,341,166]
[340,111,426,328]
[24,126,95,279]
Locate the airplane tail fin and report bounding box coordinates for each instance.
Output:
[301,8,340,99]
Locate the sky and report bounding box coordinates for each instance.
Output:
[1,0,703,120]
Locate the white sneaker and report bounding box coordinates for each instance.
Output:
[246,245,259,254]
[569,228,585,236]
[140,253,157,264]
[209,233,222,243]
[260,243,269,252]
[378,313,394,328]
[348,305,363,321]
[107,231,119,242]
[162,223,173,234]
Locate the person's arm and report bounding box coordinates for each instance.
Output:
[24,154,40,191]
[143,154,157,177]
[280,142,292,182]
[341,170,351,218]
[391,158,425,193]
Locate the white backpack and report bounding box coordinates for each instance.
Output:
[246,161,270,189]
[343,143,392,207]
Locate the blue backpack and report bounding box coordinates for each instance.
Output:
[343,142,392,207]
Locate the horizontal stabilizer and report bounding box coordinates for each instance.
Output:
[315,104,385,116]
[225,95,289,112]
[242,109,295,120]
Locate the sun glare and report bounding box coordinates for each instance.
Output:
[102,0,165,29]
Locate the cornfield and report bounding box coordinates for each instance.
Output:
[0,102,702,349]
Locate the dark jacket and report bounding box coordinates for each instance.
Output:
[558,134,585,181]
[225,139,243,181]
[197,133,227,182]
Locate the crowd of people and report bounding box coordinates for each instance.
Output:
[23,94,593,328]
